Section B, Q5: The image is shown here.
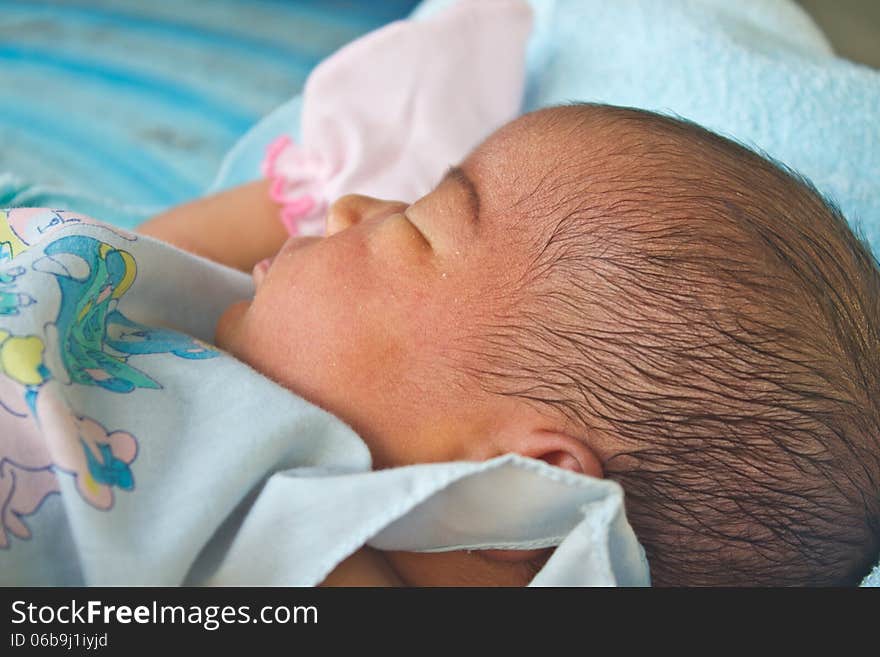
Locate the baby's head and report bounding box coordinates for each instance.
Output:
[216,104,880,586]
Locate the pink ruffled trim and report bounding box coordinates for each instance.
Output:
[261,135,331,236]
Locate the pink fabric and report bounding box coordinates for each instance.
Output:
[261,0,532,236]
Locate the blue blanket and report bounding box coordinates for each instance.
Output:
[0,0,419,223]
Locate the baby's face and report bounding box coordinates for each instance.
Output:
[215,114,560,469]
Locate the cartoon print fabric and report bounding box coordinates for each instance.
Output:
[0,209,370,585]
[0,208,216,548]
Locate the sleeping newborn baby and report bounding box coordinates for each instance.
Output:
[143,103,880,586]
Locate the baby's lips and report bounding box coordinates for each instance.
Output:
[252,257,274,287]
[253,236,321,287]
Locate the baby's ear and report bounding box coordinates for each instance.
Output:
[540,448,597,475]
[495,428,604,479]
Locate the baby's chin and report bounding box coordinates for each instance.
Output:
[214,299,250,353]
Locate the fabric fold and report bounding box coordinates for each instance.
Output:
[202,454,649,587]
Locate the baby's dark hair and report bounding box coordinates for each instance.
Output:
[466,103,880,585]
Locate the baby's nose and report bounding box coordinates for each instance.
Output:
[325,194,408,236]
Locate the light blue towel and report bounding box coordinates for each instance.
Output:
[864,563,880,587]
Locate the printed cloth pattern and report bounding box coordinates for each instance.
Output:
[1,208,217,547]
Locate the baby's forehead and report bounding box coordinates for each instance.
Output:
[473,107,645,190]
[469,110,579,174]
[463,110,613,229]
[464,104,756,228]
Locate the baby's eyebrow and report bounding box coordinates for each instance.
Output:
[443,166,481,228]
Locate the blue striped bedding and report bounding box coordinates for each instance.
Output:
[0,0,418,213]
